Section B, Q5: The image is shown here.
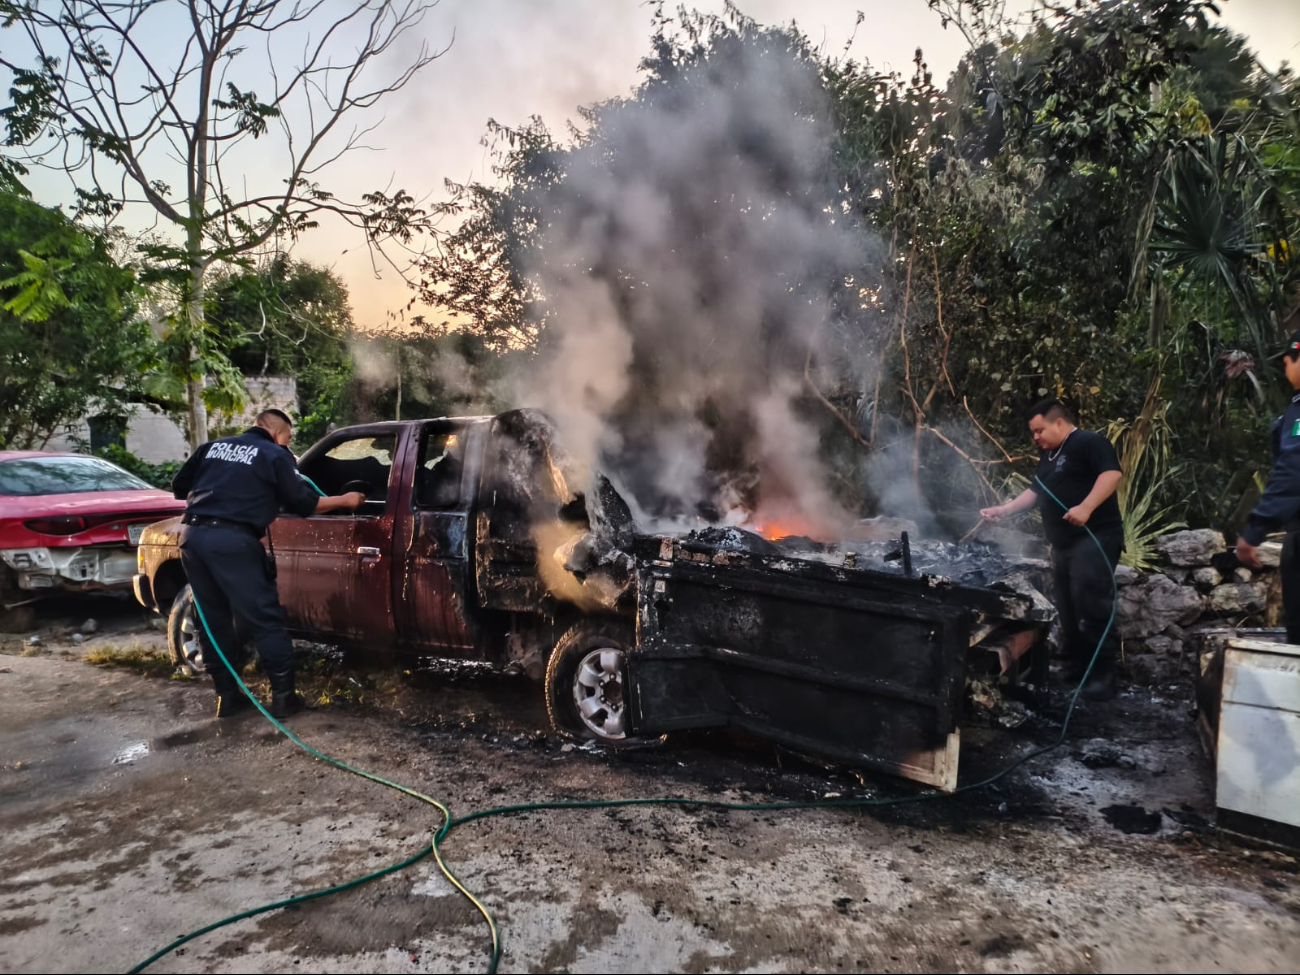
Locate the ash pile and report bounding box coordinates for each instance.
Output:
[833,535,1057,625]
[677,521,1057,625]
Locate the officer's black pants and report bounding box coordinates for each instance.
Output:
[1052,530,1123,672]
[1281,531,1300,644]
[179,525,295,688]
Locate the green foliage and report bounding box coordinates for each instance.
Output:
[95,444,182,491]
[1150,134,1277,369]
[205,256,357,446]
[3,0,1295,538]
[0,247,72,319]
[0,190,149,449]
[0,0,441,445]
[141,308,250,418]
[1105,384,1187,569]
[417,116,563,351]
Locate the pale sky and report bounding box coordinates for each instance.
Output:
[10,0,1300,328]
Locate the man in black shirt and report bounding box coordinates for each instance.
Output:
[172,409,364,718]
[981,398,1124,700]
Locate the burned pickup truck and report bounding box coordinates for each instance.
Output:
[135,410,1053,789]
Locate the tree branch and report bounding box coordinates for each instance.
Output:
[923,425,999,501]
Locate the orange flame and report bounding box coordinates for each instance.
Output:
[747,517,820,542]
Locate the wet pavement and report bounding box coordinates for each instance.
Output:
[1,597,1298,973]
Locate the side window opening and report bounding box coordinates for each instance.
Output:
[414,428,466,510]
[299,434,396,514]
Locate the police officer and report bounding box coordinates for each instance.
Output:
[1237,332,1300,643]
[171,409,364,718]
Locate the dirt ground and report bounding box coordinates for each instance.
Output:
[1,595,1298,975]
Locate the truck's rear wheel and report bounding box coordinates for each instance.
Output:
[545,619,641,745]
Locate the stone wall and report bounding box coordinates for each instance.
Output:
[1116,528,1283,685]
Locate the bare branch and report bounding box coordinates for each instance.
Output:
[963,396,1031,466]
[923,426,999,502]
[2,0,447,445]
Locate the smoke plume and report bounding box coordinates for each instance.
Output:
[520,34,884,538]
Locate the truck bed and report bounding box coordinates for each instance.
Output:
[628,533,1047,790]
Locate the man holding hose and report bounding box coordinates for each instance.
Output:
[981,398,1124,700]
[171,409,364,719]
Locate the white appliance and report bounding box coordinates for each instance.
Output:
[1217,638,1300,850]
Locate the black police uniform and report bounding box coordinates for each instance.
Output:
[171,426,321,714]
[1033,428,1125,690]
[1241,390,1300,643]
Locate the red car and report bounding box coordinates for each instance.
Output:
[0,451,186,628]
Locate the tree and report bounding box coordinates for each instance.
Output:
[0,189,148,448]
[206,255,356,444]
[417,116,562,352]
[0,0,445,447]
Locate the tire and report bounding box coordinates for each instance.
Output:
[545,618,641,745]
[166,584,206,675]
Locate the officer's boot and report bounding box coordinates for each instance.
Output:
[210,657,251,719]
[267,663,305,718]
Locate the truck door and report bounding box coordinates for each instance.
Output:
[270,429,400,648]
[393,420,477,654]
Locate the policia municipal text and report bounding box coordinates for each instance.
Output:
[171,409,364,718]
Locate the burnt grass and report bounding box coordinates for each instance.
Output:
[83,642,178,679]
[275,643,1100,839]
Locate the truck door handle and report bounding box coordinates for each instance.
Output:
[356,546,381,557]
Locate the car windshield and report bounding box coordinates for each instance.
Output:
[0,456,153,496]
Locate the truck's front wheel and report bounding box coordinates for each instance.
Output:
[546,619,639,745]
[167,584,206,675]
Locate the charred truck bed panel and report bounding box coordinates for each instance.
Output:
[631,537,1038,791]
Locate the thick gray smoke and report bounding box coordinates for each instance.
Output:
[522,37,882,538]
